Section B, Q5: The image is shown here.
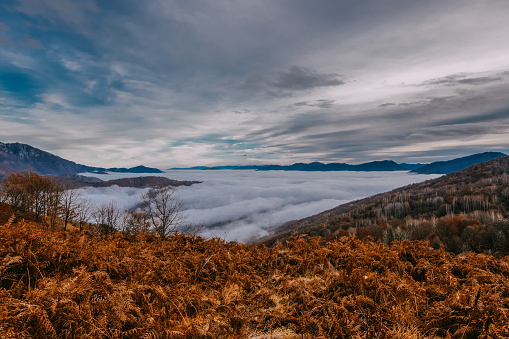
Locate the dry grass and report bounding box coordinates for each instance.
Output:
[2,220,509,338]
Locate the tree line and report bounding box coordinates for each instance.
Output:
[0,171,188,237]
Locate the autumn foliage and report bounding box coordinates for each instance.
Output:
[0,171,66,229]
[2,218,509,338]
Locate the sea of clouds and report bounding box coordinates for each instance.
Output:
[78,170,440,242]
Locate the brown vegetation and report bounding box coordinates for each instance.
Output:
[2,221,509,338]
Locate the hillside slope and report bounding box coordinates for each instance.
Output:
[261,156,509,252]
[0,142,164,178]
[0,163,17,177]
[0,142,85,176]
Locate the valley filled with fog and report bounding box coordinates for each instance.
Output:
[78,170,440,242]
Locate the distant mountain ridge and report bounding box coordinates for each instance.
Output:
[0,142,163,177]
[398,163,428,171]
[2,142,506,178]
[411,151,506,174]
[173,160,409,172]
[173,152,507,173]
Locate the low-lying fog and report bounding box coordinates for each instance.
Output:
[78,170,441,242]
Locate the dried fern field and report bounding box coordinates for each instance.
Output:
[1,219,509,338]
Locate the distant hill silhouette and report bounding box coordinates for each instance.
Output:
[82,165,163,174]
[411,152,506,174]
[57,175,200,189]
[0,142,163,178]
[173,160,407,172]
[106,165,163,173]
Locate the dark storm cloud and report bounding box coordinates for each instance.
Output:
[458,77,502,85]
[379,102,396,108]
[421,73,505,87]
[430,109,509,127]
[271,66,345,90]
[379,88,495,110]
[290,99,335,109]
[265,90,293,99]
[404,123,507,140]
[243,66,345,97]
[244,112,336,141]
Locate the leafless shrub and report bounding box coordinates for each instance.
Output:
[92,201,121,235]
[120,209,150,235]
[73,198,93,232]
[141,186,187,238]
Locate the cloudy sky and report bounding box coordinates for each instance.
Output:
[1,0,509,167]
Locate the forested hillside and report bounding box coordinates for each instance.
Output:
[263,156,509,254]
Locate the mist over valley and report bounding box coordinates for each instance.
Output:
[77,170,440,242]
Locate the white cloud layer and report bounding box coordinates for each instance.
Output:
[79,170,440,242]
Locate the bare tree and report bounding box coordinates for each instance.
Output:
[120,210,150,235]
[142,186,186,238]
[0,187,6,204]
[92,201,121,235]
[60,189,81,231]
[46,179,65,230]
[74,198,93,232]
[28,172,54,220]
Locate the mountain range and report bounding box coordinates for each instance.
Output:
[1,142,507,179]
[173,151,506,174]
[0,142,162,178]
[173,160,408,172]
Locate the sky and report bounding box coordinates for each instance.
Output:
[78,170,440,242]
[1,0,509,167]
